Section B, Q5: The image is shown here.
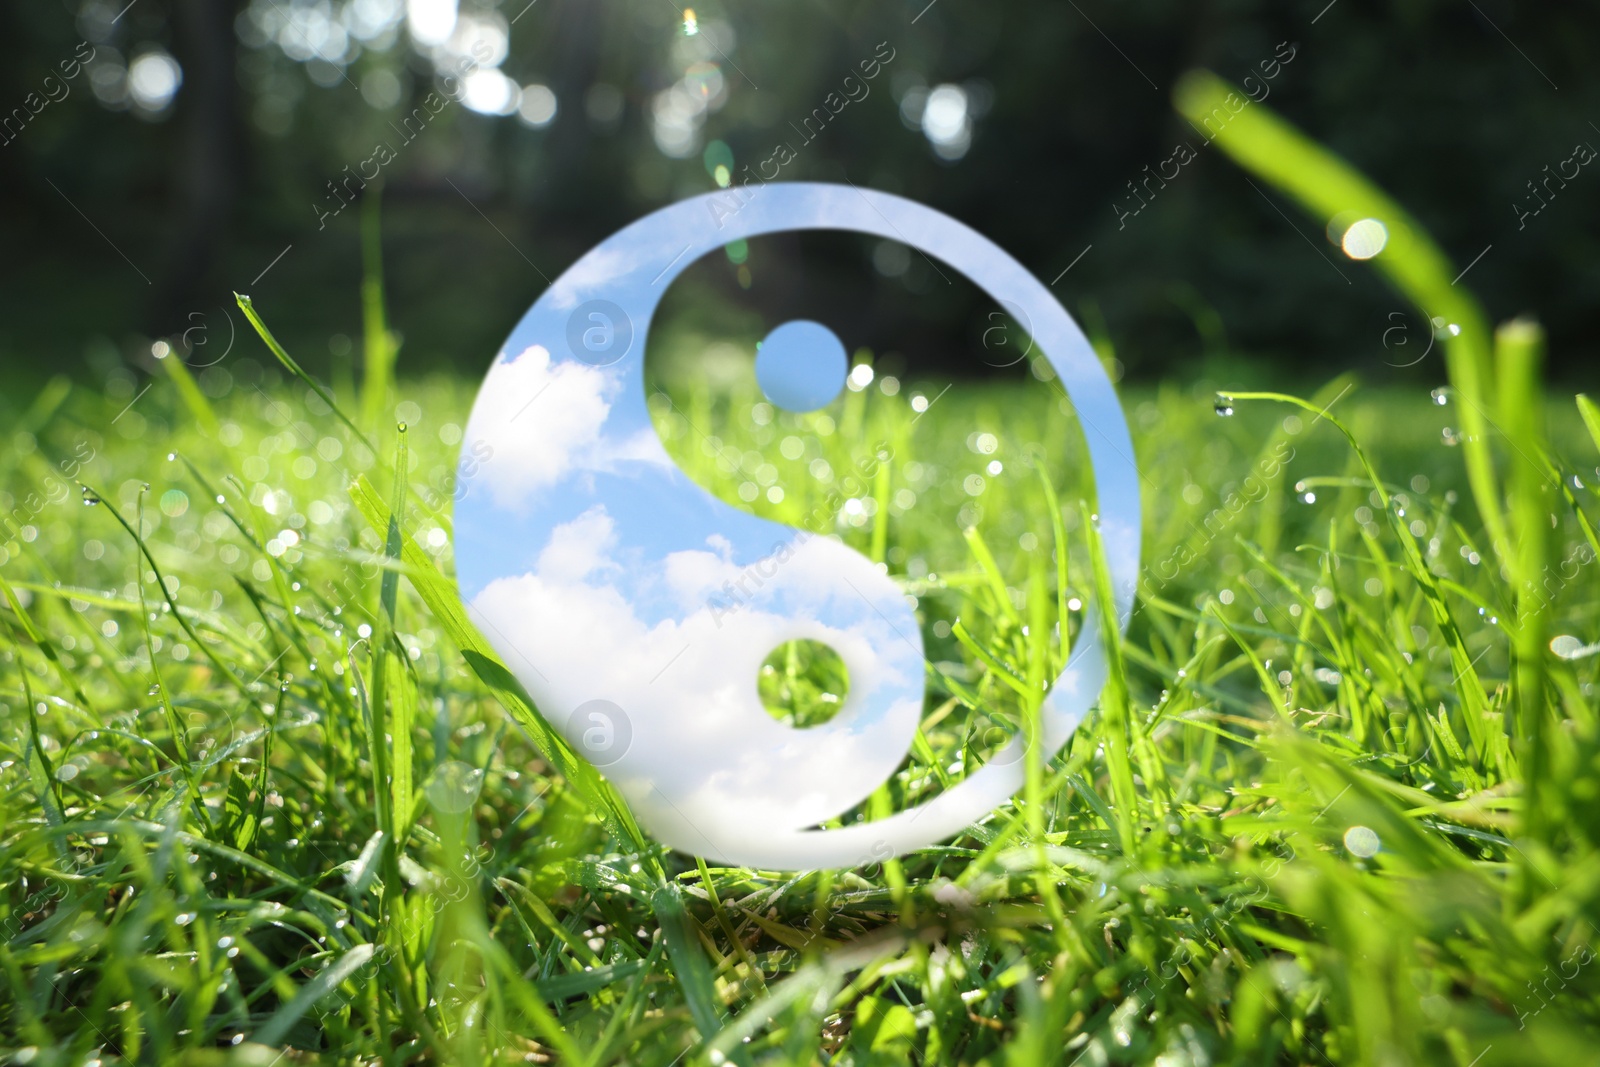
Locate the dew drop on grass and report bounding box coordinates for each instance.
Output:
[1344,825,1380,858]
[167,452,176,461]
[397,422,407,434]
[1441,427,1461,446]
[1554,635,1600,661]
[1214,394,1235,416]
[81,489,100,506]
[1430,387,1449,406]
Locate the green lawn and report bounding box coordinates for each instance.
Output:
[1,335,1598,1064]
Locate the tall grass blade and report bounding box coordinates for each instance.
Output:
[1495,319,1553,846]
[235,292,376,454]
[346,473,647,855]
[1173,70,1509,568]
[157,351,220,438]
[360,189,398,432]
[251,944,376,1047]
[1577,394,1600,458]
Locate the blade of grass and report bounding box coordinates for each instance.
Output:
[5,623,70,867]
[360,189,399,432]
[368,426,407,925]
[131,500,215,837]
[235,292,376,455]
[84,485,249,693]
[650,882,725,1047]
[157,351,220,438]
[0,567,94,713]
[251,943,376,1047]
[346,473,648,858]
[1495,319,1553,850]
[1577,395,1600,458]
[1080,502,1142,855]
[1174,70,1508,569]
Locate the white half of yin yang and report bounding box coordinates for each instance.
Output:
[455,182,1140,870]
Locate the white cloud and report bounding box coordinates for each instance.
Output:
[662,546,733,608]
[464,344,615,509]
[537,506,617,580]
[471,524,926,855]
[464,345,677,511]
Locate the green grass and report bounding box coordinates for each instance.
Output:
[4,72,1600,1067]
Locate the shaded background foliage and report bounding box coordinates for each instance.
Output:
[0,0,1595,387]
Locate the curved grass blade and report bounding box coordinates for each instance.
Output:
[251,943,376,1047]
[235,292,376,455]
[1173,70,1509,568]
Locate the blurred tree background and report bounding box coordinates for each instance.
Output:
[0,0,1594,390]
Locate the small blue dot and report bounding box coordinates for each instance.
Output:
[754,320,848,413]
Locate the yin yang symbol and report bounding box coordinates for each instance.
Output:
[454,183,1140,870]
